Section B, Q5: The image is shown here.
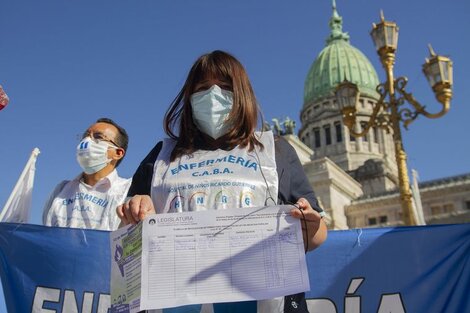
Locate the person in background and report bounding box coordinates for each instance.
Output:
[117,50,328,312]
[43,117,131,231]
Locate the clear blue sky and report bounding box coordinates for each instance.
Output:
[0,0,469,310]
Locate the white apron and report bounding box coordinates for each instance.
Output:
[151,131,278,214]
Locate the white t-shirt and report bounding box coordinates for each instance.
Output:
[42,170,131,231]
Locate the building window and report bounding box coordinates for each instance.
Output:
[314,128,321,148]
[431,206,442,215]
[324,125,332,145]
[335,122,343,143]
[368,217,377,225]
[466,201,470,210]
[379,215,388,224]
[373,127,379,143]
[443,203,454,213]
[361,122,368,142]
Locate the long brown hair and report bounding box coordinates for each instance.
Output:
[164,50,263,160]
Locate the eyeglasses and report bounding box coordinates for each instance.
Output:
[82,131,120,148]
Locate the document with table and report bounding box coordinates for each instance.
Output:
[110,205,310,313]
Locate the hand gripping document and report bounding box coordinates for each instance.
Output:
[110,205,310,313]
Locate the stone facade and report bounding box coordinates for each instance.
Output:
[346,173,470,228]
[284,136,470,230]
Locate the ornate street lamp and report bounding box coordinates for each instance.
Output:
[335,12,453,226]
[371,11,399,56]
[422,45,453,110]
[336,80,360,130]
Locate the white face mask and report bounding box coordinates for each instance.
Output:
[190,84,233,139]
[76,137,113,174]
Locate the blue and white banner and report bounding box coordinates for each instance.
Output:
[0,223,468,313]
[0,223,110,313]
[305,224,470,313]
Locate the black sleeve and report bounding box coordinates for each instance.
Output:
[127,141,163,197]
[274,136,323,213]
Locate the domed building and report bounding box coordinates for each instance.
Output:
[296,2,400,229]
[278,1,470,229]
[300,1,398,186]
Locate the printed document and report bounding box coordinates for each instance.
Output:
[110,205,310,312]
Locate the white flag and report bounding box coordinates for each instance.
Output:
[411,169,426,226]
[0,148,40,223]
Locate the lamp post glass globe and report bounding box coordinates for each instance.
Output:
[370,11,399,55]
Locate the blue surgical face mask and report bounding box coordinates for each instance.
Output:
[190,85,233,139]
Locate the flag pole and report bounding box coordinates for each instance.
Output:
[0,148,40,221]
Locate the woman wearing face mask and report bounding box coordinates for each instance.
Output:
[117,50,327,313]
[43,118,132,231]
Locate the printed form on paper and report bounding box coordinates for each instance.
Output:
[110,205,310,312]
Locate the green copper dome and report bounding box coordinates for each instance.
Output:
[304,2,380,106]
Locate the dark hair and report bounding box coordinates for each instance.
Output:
[96,117,128,167]
[164,50,263,160]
